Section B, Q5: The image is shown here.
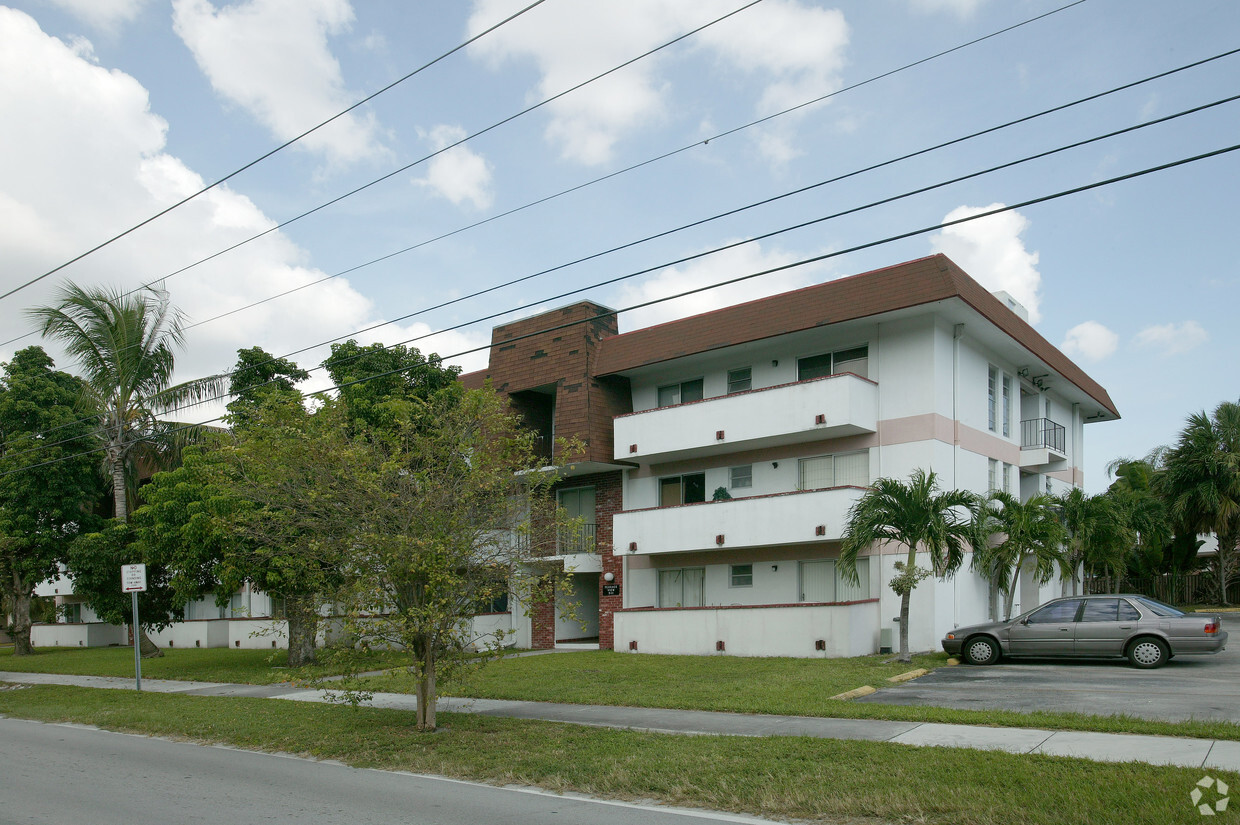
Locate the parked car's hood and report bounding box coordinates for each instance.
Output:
[946,619,1013,637]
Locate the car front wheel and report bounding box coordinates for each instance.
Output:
[964,636,1000,665]
[1127,637,1169,669]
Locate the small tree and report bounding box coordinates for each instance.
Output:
[840,470,975,663]
[1056,488,1132,596]
[333,388,574,730]
[980,492,1066,619]
[0,347,101,654]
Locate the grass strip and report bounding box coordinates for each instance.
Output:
[0,683,1230,825]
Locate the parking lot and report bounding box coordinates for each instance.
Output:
[855,614,1240,723]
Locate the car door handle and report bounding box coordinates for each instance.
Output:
[1119,625,1132,630]
[1061,628,1070,632]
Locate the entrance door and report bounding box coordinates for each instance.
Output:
[799,560,836,603]
[1007,599,1082,656]
[557,486,596,553]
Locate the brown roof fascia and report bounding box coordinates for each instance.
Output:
[593,254,1119,418]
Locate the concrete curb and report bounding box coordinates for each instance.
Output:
[887,668,927,683]
[828,685,876,700]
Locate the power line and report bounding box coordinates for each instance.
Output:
[4,139,1237,476]
[0,0,1094,352]
[0,0,551,305]
[6,89,1237,459]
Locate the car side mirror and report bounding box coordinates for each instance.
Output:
[1020,618,1031,626]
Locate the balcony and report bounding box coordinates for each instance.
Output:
[1020,417,1067,469]
[614,374,877,464]
[557,522,596,555]
[613,486,865,556]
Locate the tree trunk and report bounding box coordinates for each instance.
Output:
[1003,566,1020,620]
[139,628,163,658]
[988,578,1000,622]
[897,590,912,664]
[110,448,128,523]
[10,572,33,656]
[1217,529,1237,607]
[415,642,437,731]
[285,594,318,668]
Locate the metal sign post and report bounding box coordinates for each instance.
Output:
[121,564,147,691]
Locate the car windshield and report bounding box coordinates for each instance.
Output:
[1133,597,1185,617]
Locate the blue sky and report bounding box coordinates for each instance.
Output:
[0,0,1236,492]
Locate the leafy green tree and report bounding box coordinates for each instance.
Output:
[322,340,461,432]
[967,493,1005,621]
[1159,401,1240,605]
[332,387,571,730]
[974,492,1066,619]
[0,347,101,654]
[1105,457,1175,578]
[226,346,309,423]
[1056,488,1134,595]
[840,470,975,663]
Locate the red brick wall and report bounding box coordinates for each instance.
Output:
[531,590,556,650]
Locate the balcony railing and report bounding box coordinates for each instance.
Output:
[1021,418,1066,454]
[557,522,597,554]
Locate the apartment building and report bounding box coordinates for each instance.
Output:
[32,254,1116,657]
[463,253,1117,656]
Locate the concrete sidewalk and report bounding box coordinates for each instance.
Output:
[4,670,1238,773]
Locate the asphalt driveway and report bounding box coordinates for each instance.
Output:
[855,614,1240,724]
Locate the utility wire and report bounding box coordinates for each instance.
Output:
[5,138,1238,473]
[0,0,1095,351]
[6,90,1237,458]
[0,0,550,305]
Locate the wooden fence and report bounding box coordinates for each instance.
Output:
[1084,573,1240,606]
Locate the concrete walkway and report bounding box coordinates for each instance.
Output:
[3,670,1238,773]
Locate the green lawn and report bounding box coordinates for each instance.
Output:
[0,644,403,685]
[0,683,1226,825]
[366,648,950,713]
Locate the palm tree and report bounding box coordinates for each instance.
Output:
[1159,401,1240,605]
[29,284,225,657]
[840,470,975,663]
[28,283,224,523]
[1056,488,1133,595]
[968,493,1005,621]
[980,492,1066,619]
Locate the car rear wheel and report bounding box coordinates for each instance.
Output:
[1127,637,1169,669]
[963,636,1000,665]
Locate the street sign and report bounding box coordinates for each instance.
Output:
[121,563,147,593]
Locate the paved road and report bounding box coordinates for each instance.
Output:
[0,716,779,825]
[857,614,1240,723]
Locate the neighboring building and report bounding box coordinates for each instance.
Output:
[33,254,1118,657]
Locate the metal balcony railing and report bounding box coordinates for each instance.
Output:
[1021,418,1066,453]
[557,522,597,554]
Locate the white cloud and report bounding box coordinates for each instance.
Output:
[466,0,848,165]
[0,8,486,421]
[414,124,495,210]
[1061,321,1118,363]
[613,240,830,331]
[910,0,986,17]
[1134,321,1209,355]
[46,0,151,31]
[172,0,385,166]
[931,204,1044,324]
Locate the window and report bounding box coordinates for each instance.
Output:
[1133,597,1185,618]
[727,367,752,394]
[797,345,869,381]
[1118,600,1141,621]
[988,459,998,492]
[1002,462,1012,494]
[1045,475,1053,495]
[988,366,998,432]
[799,559,870,602]
[1002,374,1012,437]
[729,464,753,489]
[730,564,753,587]
[798,451,868,490]
[62,603,82,624]
[557,486,596,552]
[1079,599,1120,623]
[657,378,703,407]
[658,567,705,607]
[1027,599,1082,623]
[660,472,706,506]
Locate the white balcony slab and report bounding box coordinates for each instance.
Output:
[614,374,877,464]
[613,486,863,556]
[1019,446,1068,470]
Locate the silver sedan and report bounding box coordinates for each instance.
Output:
[941,594,1227,669]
